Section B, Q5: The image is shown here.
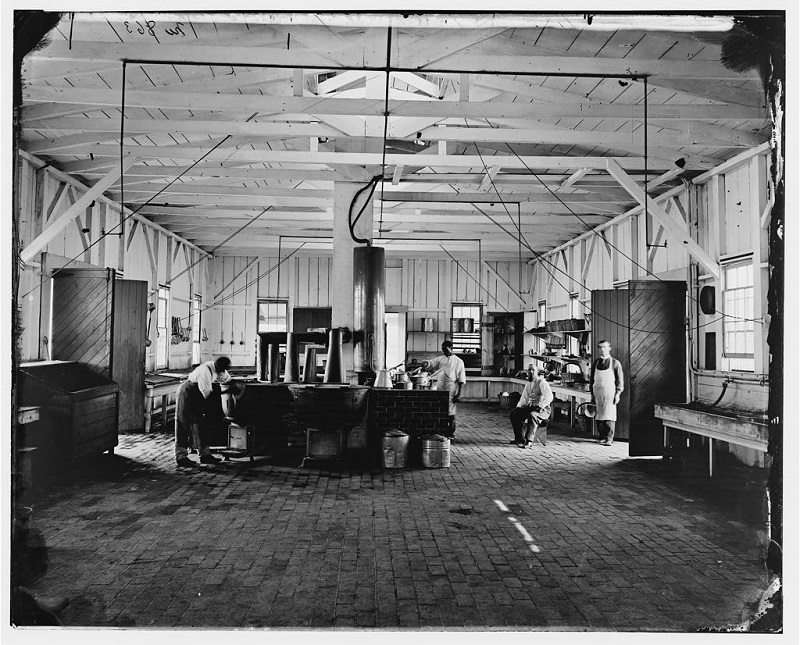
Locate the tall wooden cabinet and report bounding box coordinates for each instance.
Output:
[592,281,686,456]
[52,268,148,432]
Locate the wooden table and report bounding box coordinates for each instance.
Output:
[655,403,768,477]
[144,376,182,432]
[550,384,593,429]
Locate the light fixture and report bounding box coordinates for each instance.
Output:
[413,132,425,146]
[318,137,329,144]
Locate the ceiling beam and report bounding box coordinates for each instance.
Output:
[23,86,766,121]
[60,145,676,171]
[31,39,754,80]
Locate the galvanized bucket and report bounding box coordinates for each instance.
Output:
[382,429,409,468]
[421,434,451,468]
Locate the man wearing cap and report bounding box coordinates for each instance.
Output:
[509,369,553,448]
[590,340,624,446]
[424,340,466,439]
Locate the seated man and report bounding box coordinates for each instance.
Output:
[509,369,553,448]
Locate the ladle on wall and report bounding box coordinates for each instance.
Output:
[229,311,235,346]
[239,331,245,346]
[219,311,225,344]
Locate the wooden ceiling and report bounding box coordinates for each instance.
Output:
[20,12,768,260]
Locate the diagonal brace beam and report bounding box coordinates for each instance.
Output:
[605,160,719,279]
[21,158,137,263]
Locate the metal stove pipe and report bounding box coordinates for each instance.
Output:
[353,246,386,380]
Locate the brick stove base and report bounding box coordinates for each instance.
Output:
[368,389,450,467]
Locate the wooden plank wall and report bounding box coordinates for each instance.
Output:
[207,254,532,367]
[527,152,769,416]
[15,153,210,371]
[591,288,631,440]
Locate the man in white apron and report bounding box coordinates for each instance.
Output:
[590,340,625,446]
[424,341,466,439]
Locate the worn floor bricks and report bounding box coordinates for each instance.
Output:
[19,403,769,631]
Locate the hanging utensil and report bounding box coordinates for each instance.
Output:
[229,310,235,346]
[239,331,245,346]
[219,311,225,344]
[202,327,208,342]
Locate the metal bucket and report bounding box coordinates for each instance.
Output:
[421,317,435,332]
[462,318,474,333]
[421,434,451,468]
[382,429,409,468]
[450,318,463,333]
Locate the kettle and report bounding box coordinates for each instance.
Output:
[374,369,393,389]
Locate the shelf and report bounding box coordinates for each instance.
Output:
[526,354,586,366]
[409,330,447,334]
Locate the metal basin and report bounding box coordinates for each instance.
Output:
[288,384,370,432]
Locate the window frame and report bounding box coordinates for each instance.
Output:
[256,299,289,334]
[721,256,755,372]
[155,286,170,370]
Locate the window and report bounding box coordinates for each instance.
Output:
[191,295,202,365]
[722,259,755,372]
[156,286,169,369]
[257,300,288,333]
[451,303,482,369]
[538,300,547,324]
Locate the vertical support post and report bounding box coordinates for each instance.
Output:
[332,182,374,380]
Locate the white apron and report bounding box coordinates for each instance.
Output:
[592,361,617,421]
[430,355,463,416]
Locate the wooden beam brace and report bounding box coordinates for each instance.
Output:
[183,244,195,285]
[143,227,157,280]
[20,157,137,263]
[581,234,597,284]
[45,183,69,222]
[459,73,470,102]
[478,165,500,193]
[482,261,526,307]
[165,237,173,284]
[392,164,404,186]
[126,219,139,252]
[606,159,719,279]
[214,257,259,299]
[559,168,589,190]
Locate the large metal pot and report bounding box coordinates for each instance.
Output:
[412,372,430,388]
[421,317,435,332]
[462,318,475,333]
[450,318,463,333]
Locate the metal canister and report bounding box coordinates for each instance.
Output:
[382,429,409,468]
[462,318,474,333]
[450,318,463,333]
[421,434,451,468]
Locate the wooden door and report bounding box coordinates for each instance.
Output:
[52,268,114,378]
[591,289,631,440]
[628,281,687,456]
[112,279,148,432]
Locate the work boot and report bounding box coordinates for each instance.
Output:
[200,454,222,465]
[176,457,195,468]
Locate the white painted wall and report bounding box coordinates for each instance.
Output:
[16,152,211,372]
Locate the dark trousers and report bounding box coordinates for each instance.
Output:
[509,406,550,443]
[597,420,615,442]
[175,380,210,458]
[443,415,456,437]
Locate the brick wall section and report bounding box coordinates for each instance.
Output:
[367,389,451,467]
[369,389,450,438]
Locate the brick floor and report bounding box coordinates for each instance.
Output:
[18,403,770,630]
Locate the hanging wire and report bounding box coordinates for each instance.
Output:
[21,113,262,300]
